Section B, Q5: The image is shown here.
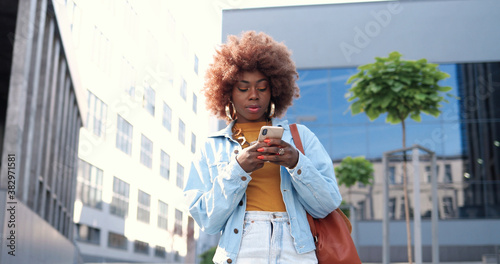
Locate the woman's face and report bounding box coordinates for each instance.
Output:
[231,70,271,123]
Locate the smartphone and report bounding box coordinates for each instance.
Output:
[258,126,284,142]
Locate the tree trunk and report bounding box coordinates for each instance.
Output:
[401,119,413,264]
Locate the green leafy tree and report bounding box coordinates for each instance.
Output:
[346,51,452,264]
[335,156,374,217]
[335,156,374,188]
[199,246,217,264]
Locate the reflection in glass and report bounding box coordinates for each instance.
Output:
[288,62,500,220]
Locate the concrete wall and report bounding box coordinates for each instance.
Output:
[0,191,81,264]
[222,0,500,69]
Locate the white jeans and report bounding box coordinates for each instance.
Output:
[236,211,317,264]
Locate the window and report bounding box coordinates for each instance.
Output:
[436,165,440,181]
[121,57,135,97]
[76,160,103,209]
[134,240,149,255]
[358,201,366,220]
[92,26,111,71]
[162,103,172,131]
[180,78,187,100]
[388,166,395,185]
[443,196,455,217]
[140,134,153,168]
[178,119,185,144]
[444,164,452,183]
[174,209,183,235]
[400,196,411,219]
[137,190,151,223]
[164,55,174,87]
[158,200,168,230]
[123,2,138,36]
[194,55,199,75]
[192,93,197,113]
[426,165,440,183]
[176,163,184,189]
[425,166,432,183]
[388,197,396,219]
[110,177,129,218]
[108,232,127,250]
[143,86,156,116]
[116,115,133,155]
[86,91,107,137]
[160,151,170,180]
[76,224,100,245]
[67,0,81,45]
[191,133,196,154]
[155,246,166,258]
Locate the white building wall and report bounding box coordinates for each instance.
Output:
[57,0,214,262]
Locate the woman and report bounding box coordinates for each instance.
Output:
[184,31,341,264]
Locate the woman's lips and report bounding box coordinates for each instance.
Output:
[247,105,261,113]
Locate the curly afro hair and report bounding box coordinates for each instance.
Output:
[203,31,300,120]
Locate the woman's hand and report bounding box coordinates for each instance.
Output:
[236,139,300,172]
[257,138,299,169]
[236,142,268,173]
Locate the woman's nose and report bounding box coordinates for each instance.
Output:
[248,87,259,99]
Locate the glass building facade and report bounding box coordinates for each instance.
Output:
[284,62,500,220]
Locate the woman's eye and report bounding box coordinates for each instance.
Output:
[257,86,268,91]
[237,87,249,92]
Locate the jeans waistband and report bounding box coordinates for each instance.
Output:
[244,211,289,221]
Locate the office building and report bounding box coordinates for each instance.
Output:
[0,0,85,263]
[57,0,213,262]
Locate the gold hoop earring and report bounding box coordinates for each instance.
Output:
[225,102,236,121]
[268,102,275,118]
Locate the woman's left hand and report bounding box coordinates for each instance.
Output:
[257,138,299,169]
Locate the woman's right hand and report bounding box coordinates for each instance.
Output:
[236,142,268,173]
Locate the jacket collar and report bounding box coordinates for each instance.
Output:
[209,119,290,139]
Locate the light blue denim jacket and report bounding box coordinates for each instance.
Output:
[184,119,342,264]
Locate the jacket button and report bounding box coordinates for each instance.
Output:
[234,228,239,234]
[234,150,239,154]
[227,259,233,263]
[297,169,302,175]
[239,200,243,206]
[241,176,247,181]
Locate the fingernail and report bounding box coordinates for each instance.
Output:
[264,139,271,143]
[257,155,264,160]
[257,148,264,152]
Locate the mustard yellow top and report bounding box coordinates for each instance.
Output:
[235,122,286,212]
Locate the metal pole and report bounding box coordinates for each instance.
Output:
[413,147,422,264]
[383,152,390,264]
[350,205,358,250]
[431,153,439,264]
